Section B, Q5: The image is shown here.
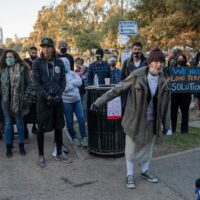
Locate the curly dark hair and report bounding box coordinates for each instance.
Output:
[0,49,30,71]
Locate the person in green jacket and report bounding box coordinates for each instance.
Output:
[91,47,171,189]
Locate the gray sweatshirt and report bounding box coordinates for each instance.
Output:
[62,71,82,103]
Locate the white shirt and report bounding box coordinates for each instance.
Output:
[134,60,141,68]
[147,73,159,121]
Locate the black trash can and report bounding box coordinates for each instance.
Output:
[86,85,126,156]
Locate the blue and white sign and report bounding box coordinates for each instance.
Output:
[119,21,138,35]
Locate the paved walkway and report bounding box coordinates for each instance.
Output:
[0,128,199,200]
[189,120,200,128]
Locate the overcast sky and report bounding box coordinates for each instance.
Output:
[0,0,62,40]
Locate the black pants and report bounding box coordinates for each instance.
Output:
[171,94,191,133]
[24,123,37,139]
[37,129,63,156]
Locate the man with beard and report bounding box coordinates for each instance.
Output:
[121,42,147,80]
[24,46,38,138]
[24,46,38,69]
[57,40,74,71]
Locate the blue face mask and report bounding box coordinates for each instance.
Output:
[6,57,15,66]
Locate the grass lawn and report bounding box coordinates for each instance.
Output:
[154,127,200,157]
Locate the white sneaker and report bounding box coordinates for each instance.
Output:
[52,145,66,157]
[141,171,159,183]
[166,129,172,136]
[81,137,88,147]
[73,137,81,146]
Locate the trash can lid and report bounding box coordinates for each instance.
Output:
[86,84,115,90]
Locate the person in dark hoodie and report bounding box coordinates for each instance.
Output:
[33,38,72,167]
[57,40,74,71]
[121,42,147,80]
[171,53,191,133]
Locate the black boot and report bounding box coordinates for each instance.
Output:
[6,144,13,158]
[19,143,26,156]
[24,124,29,140]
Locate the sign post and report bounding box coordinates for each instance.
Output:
[118,21,138,67]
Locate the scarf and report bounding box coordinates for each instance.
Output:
[1,63,21,115]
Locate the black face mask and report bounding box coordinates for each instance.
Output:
[110,62,116,67]
[96,55,102,61]
[133,52,141,59]
[177,60,186,66]
[30,55,37,60]
[60,47,67,54]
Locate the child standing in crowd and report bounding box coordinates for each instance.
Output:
[61,57,88,147]
[0,49,31,157]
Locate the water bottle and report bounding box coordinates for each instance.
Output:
[94,74,99,87]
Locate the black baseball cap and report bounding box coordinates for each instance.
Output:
[40,37,54,47]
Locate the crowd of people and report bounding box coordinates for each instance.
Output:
[0,37,123,163]
[0,37,199,189]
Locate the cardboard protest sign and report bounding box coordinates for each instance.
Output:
[107,97,122,120]
[170,67,200,93]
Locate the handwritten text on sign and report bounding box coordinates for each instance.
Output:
[170,67,200,93]
[107,97,122,120]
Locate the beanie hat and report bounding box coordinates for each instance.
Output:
[147,47,165,64]
[96,48,104,57]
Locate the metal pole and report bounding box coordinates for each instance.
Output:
[121,0,124,15]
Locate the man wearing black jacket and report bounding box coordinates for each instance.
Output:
[33,38,71,167]
[24,46,38,138]
[121,42,147,80]
[57,40,74,71]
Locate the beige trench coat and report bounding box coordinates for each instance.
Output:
[94,66,171,145]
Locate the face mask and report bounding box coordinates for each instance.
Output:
[177,60,186,66]
[60,47,67,54]
[30,55,37,60]
[110,62,116,67]
[96,55,102,61]
[6,57,15,66]
[133,52,141,59]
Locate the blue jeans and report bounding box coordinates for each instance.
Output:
[63,101,87,140]
[81,93,87,122]
[2,103,25,145]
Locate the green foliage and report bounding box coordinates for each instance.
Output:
[75,29,102,51]
[24,0,200,52]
